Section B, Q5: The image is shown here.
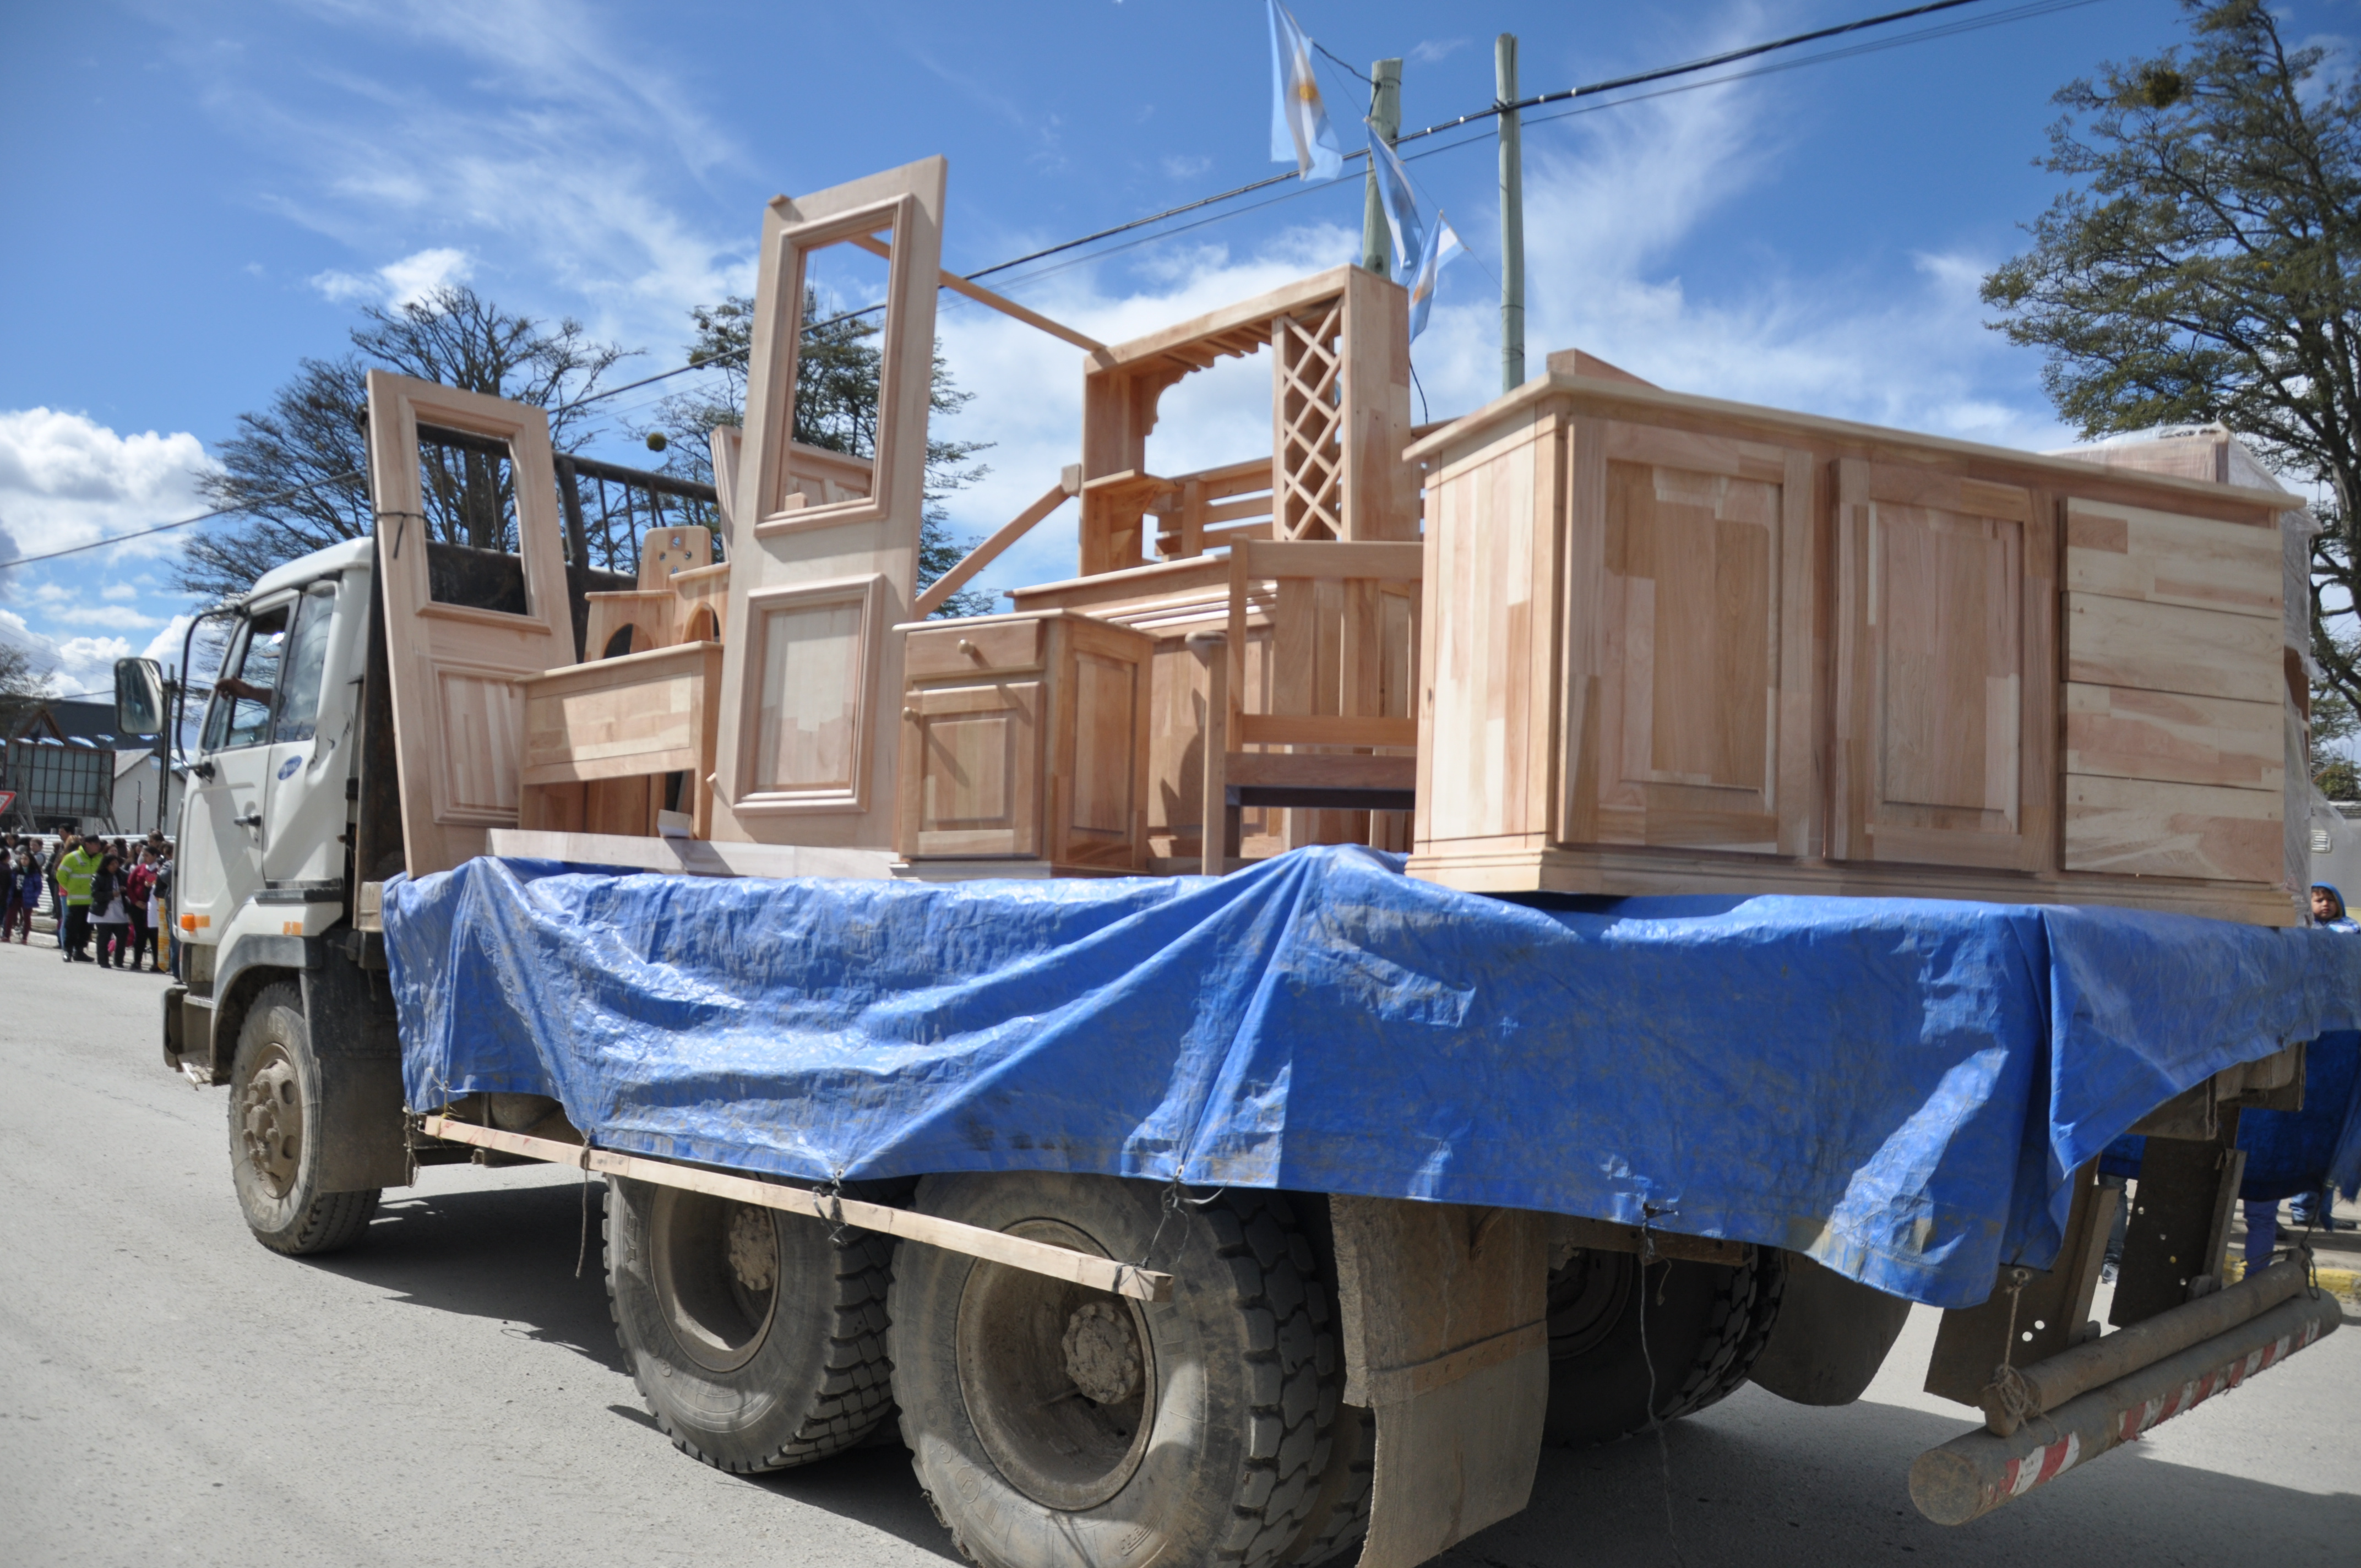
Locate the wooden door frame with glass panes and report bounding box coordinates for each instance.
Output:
[364,369,575,878]
[709,156,945,851]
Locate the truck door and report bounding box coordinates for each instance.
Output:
[364,372,574,876]
[258,576,361,889]
[178,596,296,938]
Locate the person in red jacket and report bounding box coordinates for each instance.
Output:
[124,848,158,972]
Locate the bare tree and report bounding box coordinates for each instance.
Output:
[0,640,52,698]
[184,286,632,601]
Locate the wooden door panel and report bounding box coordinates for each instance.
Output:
[1587,422,1799,852]
[432,664,526,823]
[1067,651,1138,840]
[909,682,1040,857]
[1833,460,2043,870]
[366,370,574,876]
[1875,505,2021,819]
[713,157,945,848]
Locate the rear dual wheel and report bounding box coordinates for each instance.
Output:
[890,1174,1362,1568]
[1541,1245,1786,1445]
[605,1175,895,1471]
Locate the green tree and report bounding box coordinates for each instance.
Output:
[186,286,630,601]
[1979,0,2360,787]
[655,290,997,618]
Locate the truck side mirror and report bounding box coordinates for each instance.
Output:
[115,656,166,737]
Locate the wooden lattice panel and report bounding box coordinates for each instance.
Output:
[1274,302,1343,541]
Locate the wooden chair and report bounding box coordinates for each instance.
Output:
[1194,537,1423,873]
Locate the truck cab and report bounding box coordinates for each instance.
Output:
[173,537,374,988]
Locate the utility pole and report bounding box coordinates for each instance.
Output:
[1497,33,1526,392]
[1360,57,1403,277]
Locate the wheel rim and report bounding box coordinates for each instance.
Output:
[1547,1249,1638,1360]
[955,1218,1157,1512]
[237,1042,303,1200]
[649,1187,779,1375]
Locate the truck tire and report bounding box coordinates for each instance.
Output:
[605,1174,895,1472]
[1281,1404,1374,1567]
[1541,1245,1785,1446]
[891,1174,1340,1568]
[227,981,380,1255]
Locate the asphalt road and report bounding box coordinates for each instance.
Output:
[4,938,2358,1567]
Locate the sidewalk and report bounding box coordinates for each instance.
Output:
[2226,1201,2361,1303]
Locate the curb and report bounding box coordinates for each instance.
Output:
[2224,1256,2361,1306]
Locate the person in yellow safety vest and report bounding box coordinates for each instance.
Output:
[57,833,100,963]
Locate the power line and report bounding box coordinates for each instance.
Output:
[559,0,2021,419]
[1394,0,1993,144]
[0,472,368,573]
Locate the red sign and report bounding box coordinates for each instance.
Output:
[0,791,14,816]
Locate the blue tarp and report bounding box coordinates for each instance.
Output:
[384,845,2361,1309]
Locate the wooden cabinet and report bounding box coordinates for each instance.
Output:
[896,612,1152,872]
[1408,374,2299,924]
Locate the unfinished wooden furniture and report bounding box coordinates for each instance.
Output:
[515,641,725,837]
[895,611,1153,873]
[584,525,717,657]
[1197,538,1422,872]
[1076,264,1417,576]
[1406,372,2302,924]
[364,370,576,878]
[931,269,1424,873]
[708,157,948,853]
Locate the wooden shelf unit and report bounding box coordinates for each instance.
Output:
[1405,373,2304,925]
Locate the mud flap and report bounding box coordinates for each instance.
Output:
[1328,1196,1549,1568]
[302,943,410,1191]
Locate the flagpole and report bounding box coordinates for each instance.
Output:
[1359,58,1403,277]
[1497,32,1526,391]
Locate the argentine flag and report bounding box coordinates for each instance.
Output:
[1370,130,1464,339]
[1269,2,1345,183]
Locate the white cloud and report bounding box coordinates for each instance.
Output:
[1161,154,1213,179]
[310,245,475,309]
[0,409,214,565]
[1409,38,1470,65]
[0,605,139,696]
[100,581,139,601]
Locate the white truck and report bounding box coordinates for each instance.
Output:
[126,161,2349,1568]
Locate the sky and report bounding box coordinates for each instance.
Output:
[3,0,2353,699]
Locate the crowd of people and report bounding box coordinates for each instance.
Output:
[0,829,173,971]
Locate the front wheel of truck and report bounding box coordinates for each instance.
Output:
[890,1174,1341,1568]
[605,1175,895,1472]
[227,981,381,1255]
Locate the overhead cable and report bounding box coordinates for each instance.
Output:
[0,472,368,573]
